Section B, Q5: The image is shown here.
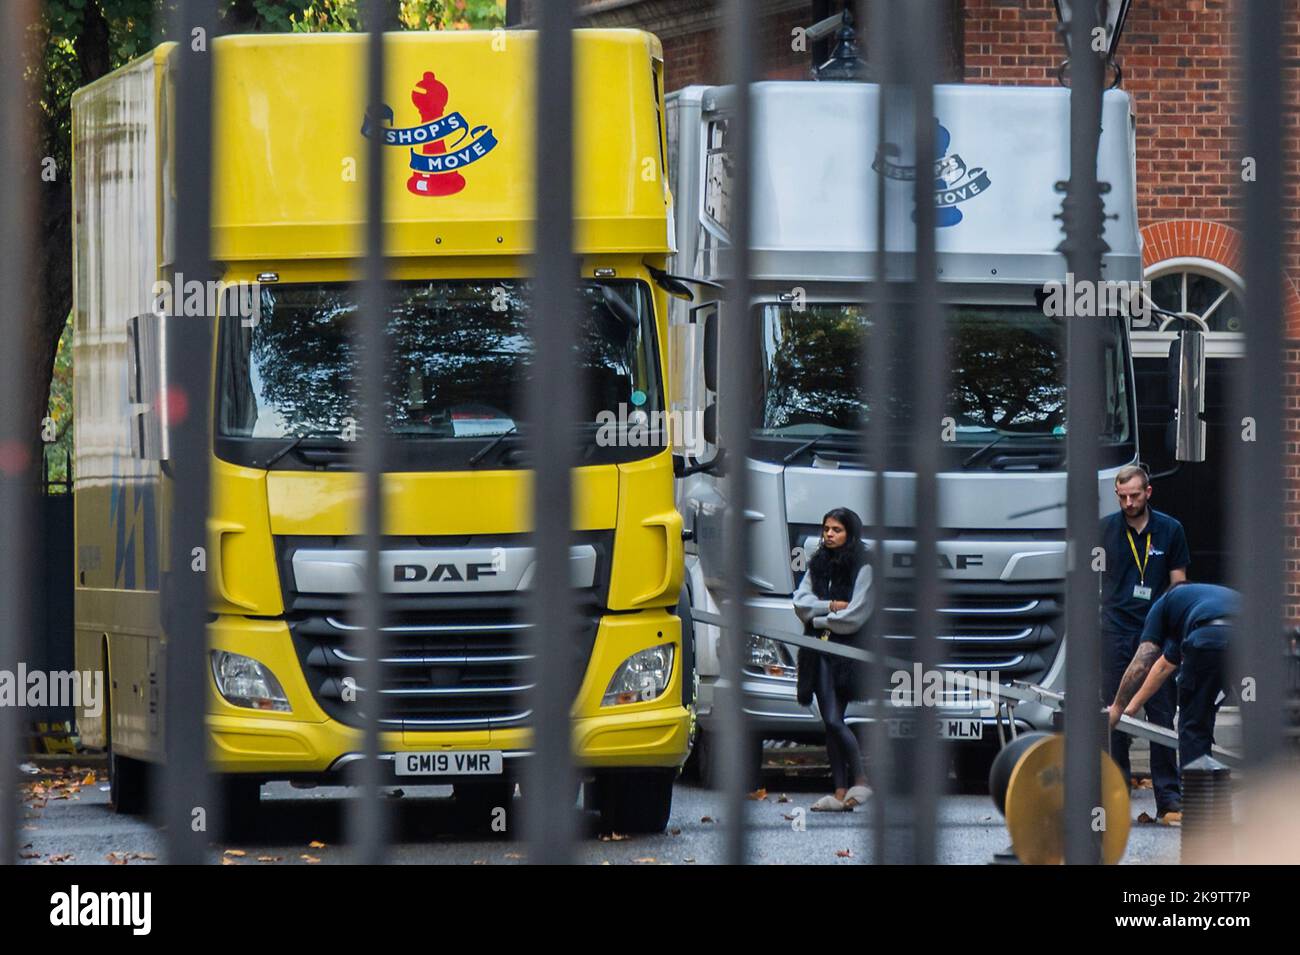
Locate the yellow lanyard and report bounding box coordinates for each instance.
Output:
[1126,529,1151,586]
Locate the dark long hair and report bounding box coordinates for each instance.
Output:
[807,507,867,599]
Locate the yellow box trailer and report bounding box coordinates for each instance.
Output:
[72,30,690,834]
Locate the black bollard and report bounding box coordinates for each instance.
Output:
[1181,754,1233,864]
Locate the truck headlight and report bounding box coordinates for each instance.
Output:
[747,635,794,677]
[602,645,674,706]
[211,651,291,712]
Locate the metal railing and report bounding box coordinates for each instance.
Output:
[0,0,1294,867]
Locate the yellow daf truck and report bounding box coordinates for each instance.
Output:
[72,30,690,834]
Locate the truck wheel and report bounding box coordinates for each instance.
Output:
[695,730,763,791]
[107,743,149,816]
[453,780,517,832]
[593,769,675,834]
[218,777,262,841]
[952,741,999,795]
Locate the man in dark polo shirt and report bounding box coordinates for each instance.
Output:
[1099,464,1189,821]
[1108,582,1239,768]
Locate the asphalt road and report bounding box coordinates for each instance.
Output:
[17,758,1181,865]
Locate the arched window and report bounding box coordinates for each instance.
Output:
[1141,258,1244,334]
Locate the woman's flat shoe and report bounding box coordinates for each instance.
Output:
[843,785,872,807]
[811,794,849,812]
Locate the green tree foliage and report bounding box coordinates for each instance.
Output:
[35,0,504,467]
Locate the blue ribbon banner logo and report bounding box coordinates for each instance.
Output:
[872,120,991,227]
[361,104,499,176]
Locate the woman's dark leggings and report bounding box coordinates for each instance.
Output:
[813,657,865,792]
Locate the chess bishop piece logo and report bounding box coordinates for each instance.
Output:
[407,71,466,197]
[360,68,499,198]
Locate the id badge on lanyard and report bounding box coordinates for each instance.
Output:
[1128,530,1152,600]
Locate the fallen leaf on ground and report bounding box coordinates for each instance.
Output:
[700,816,714,824]
[47,854,74,863]
[257,856,283,863]
[82,772,96,785]
[669,828,682,836]
[308,840,327,849]
[19,852,41,860]
[224,849,246,857]
[598,832,628,842]
[835,849,853,858]
[301,854,321,864]
[747,788,768,801]
[1136,811,1156,824]
[221,856,240,866]
[777,793,790,803]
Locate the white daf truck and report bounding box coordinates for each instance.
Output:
[667,79,1155,786]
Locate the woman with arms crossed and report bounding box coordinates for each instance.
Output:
[793,507,874,811]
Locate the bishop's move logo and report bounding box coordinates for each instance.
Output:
[872,118,991,227]
[361,71,499,197]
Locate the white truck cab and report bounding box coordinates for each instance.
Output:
[667,79,1145,785]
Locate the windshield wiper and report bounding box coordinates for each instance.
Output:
[468,426,519,466]
[961,433,1011,469]
[780,433,854,464]
[257,433,309,470]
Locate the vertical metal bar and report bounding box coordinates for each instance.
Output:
[163,0,218,864]
[524,0,579,864]
[1234,0,1285,769]
[0,0,39,868]
[862,0,892,867]
[349,0,390,865]
[904,0,944,866]
[719,0,758,867]
[1061,0,1105,866]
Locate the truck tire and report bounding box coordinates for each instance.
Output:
[218,777,262,841]
[107,743,149,816]
[692,729,763,792]
[952,741,1000,795]
[453,780,517,832]
[593,769,675,834]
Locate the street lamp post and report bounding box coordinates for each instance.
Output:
[1054,0,1134,88]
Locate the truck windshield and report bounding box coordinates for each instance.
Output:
[216,279,664,468]
[754,302,1134,469]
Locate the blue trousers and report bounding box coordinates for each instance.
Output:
[1103,630,1181,812]
[1177,645,1227,768]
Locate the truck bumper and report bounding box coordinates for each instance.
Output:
[205,611,691,777]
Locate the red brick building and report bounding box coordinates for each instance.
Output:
[513,0,1300,616]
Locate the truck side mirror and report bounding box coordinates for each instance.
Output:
[1169,328,1207,463]
[703,307,718,393]
[126,312,170,463]
[702,402,717,445]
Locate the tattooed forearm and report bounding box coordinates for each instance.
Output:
[1113,643,1162,713]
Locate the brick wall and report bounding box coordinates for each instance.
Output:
[562,0,1300,618]
[967,0,1300,619]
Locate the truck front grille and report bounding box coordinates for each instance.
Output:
[289,604,599,731]
[880,581,1062,684]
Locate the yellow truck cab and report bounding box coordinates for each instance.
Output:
[72,30,691,834]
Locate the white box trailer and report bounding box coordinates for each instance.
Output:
[668,80,1149,784]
